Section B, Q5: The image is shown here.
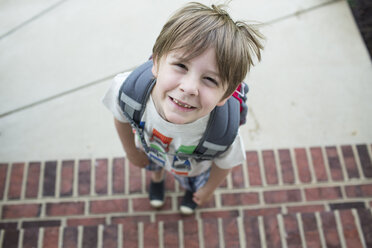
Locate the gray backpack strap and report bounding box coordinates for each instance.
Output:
[118,60,155,125]
[193,97,240,160]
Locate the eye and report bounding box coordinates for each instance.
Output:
[205,76,219,86]
[176,63,187,70]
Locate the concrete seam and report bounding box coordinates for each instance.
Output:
[73,159,78,197]
[218,218,225,248]
[197,218,204,248]
[0,0,69,41]
[277,214,288,248]
[91,159,97,197]
[118,224,123,248]
[18,228,24,248]
[3,162,11,202]
[296,213,307,248]
[97,225,104,248]
[55,160,62,198]
[158,221,164,248]
[178,220,184,248]
[258,216,266,248]
[124,158,129,195]
[107,158,113,196]
[138,222,144,248]
[0,230,4,248]
[77,225,83,248]
[306,147,317,184]
[38,227,44,248]
[315,212,327,248]
[242,157,250,188]
[274,149,283,186]
[237,216,246,248]
[258,150,268,186]
[321,147,333,183]
[58,225,63,248]
[334,210,347,248]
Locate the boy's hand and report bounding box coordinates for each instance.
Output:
[193,186,214,206]
[126,148,149,168]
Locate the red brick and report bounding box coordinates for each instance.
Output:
[305,186,342,201]
[2,229,19,248]
[2,204,40,219]
[287,204,325,214]
[262,150,279,185]
[223,218,240,247]
[22,220,60,229]
[164,221,179,248]
[143,222,159,248]
[46,202,85,216]
[82,226,98,248]
[203,218,219,248]
[243,216,261,247]
[112,215,150,225]
[326,146,344,181]
[294,148,312,183]
[279,149,295,184]
[339,210,364,248]
[23,228,39,248]
[67,217,105,227]
[183,220,200,248]
[103,225,118,248]
[8,163,25,199]
[156,213,194,223]
[129,161,142,193]
[122,221,138,248]
[63,227,78,248]
[341,145,360,179]
[244,207,281,217]
[356,144,372,178]
[310,147,328,182]
[301,213,322,248]
[43,227,60,248]
[60,160,74,197]
[356,209,372,247]
[231,164,245,188]
[246,151,262,186]
[264,189,301,204]
[283,214,301,248]
[43,161,57,197]
[132,197,171,212]
[78,160,91,195]
[25,162,41,198]
[95,159,108,195]
[112,157,125,194]
[263,215,281,248]
[345,183,372,198]
[0,163,8,199]
[221,192,259,206]
[200,210,239,220]
[90,199,128,214]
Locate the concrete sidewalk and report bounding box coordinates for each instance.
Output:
[0,0,371,162]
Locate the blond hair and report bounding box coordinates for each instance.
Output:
[152,2,264,99]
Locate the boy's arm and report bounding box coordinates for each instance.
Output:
[114,118,149,168]
[193,163,231,205]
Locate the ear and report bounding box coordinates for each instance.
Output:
[151,57,158,78]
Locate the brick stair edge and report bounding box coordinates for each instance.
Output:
[1,208,371,248]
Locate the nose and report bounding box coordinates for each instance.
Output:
[179,74,199,96]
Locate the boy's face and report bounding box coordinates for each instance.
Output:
[151,47,229,124]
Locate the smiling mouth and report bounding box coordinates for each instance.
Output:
[169,97,195,109]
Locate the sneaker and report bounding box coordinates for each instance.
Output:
[180,190,198,215]
[149,180,165,208]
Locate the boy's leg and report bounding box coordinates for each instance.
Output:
[146,162,165,208]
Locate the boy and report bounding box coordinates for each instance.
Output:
[103,2,264,214]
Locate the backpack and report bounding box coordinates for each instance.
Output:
[118,60,249,161]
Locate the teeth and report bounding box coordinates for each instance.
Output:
[173,98,192,109]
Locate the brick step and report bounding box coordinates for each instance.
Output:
[1,208,371,248]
